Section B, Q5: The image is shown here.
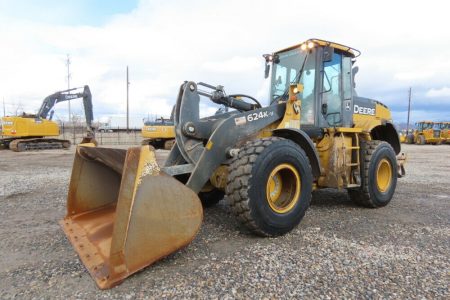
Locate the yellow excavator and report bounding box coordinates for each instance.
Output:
[406,121,441,145]
[1,86,94,151]
[59,39,406,289]
[141,115,175,150]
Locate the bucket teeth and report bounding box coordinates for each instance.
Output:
[60,145,203,289]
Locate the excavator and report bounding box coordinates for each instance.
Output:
[406,121,441,145]
[141,106,229,150]
[0,86,94,151]
[59,39,406,289]
[141,108,175,150]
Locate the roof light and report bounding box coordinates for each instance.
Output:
[307,41,315,49]
[300,43,307,51]
[263,54,274,62]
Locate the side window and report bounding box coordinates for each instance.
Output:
[322,52,342,125]
[342,57,352,100]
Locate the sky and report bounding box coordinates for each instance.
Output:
[0,0,449,126]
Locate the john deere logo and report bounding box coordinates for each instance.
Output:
[354,104,375,116]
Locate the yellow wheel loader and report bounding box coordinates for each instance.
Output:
[437,121,450,143]
[60,39,406,289]
[0,86,95,151]
[141,116,175,150]
[399,129,407,143]
[406,121,441,145]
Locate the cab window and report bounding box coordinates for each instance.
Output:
[322,52,342,125]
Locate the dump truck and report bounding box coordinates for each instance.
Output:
[60,39,406,289]
[0,86,94,151]
[406,121,441,145]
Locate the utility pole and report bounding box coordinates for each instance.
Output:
[2,97,5,117]
[126,66,130,132]
[66,54,71,124]
[406,87,412,133]
[66,54,76,144]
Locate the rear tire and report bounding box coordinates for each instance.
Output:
[226,137,312,236]
[348,140,397,208]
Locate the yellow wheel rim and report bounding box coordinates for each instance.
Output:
[376,158,392,193]
[266,163,301,214]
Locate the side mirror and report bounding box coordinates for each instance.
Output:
[264,63,270,79]
[263,53,278,79]
[352,66,359,88]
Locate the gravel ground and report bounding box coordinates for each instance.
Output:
[0,144,449,299]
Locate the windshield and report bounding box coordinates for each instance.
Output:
[270,48,315,125]
[418,122,432,130]
[270,48,307,102]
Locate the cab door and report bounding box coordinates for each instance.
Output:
[319,49,353,128]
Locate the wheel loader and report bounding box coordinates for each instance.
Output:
[437,121,449,143]
[60,39,406,289]
[0,86,95,151]
[406,121,441,145]
[399,129,407,143]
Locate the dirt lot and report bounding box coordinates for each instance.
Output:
[0,144,449,299]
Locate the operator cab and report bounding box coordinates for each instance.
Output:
[144,117,174,126]
[416,121,433,132]
[266,39,360,137]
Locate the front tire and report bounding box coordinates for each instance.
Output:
[406,134,414,144]
[348,140,397,208]
[416,135,425,145]
[226,137,312,236]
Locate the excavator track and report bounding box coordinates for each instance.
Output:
[142,138,175,150]
[9,138,71,152]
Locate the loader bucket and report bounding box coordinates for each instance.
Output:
[59,144,203,289]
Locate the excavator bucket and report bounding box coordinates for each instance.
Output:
[59,144,203,289]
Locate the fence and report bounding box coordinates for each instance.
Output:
[60,124,143,146]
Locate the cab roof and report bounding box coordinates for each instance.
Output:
[275,38,361,58]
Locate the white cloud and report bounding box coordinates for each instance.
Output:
[394,71,435,81]
[202,56,260,73]
[1,0,450,124]
[425,87,450,98]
